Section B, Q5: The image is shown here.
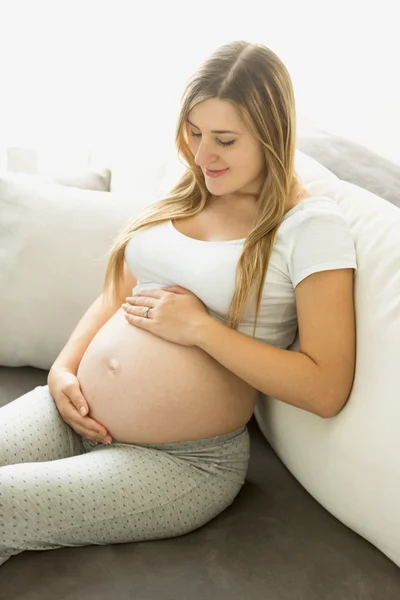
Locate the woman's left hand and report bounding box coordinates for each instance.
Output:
[122,286,211,346]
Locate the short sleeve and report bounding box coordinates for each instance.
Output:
[287,209,358,289]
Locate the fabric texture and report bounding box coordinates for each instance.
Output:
[125,196,357,349]
[0,385,250,567]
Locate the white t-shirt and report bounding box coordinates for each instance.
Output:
[125,196,357,349]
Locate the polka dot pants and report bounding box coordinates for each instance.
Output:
[0,385,250,566]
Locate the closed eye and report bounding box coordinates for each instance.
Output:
[189,131,236,147]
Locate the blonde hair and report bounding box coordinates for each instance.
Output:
[103,40,302,336]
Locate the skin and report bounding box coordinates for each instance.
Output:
[186,97,266,210]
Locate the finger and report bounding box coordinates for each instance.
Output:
[75,424,107,443]
[78,418,108,441]
[66,402,109,439]
[124,312,152,329]
[82,415,109,439]
[67,416,108,443]
[78,421,110,443]
[123,298,155,312]
[126,289,165,301]
[64,385,90,417]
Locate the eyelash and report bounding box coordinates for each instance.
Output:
[189,131,236,147]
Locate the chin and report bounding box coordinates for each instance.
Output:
[208,189,225,196]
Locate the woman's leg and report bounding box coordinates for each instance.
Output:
[0,384,88,566]
[0,385,85,467]
[0,425,250,567]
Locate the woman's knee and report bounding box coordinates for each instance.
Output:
[0,385,84,466]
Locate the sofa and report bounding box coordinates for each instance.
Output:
[1,125,400,599]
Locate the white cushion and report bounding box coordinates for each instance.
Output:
[255,151,400,567]
[0,174,156,369]
[3,168,112,191]
[41,167,112,191]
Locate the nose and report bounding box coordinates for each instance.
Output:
[193,138,218,168]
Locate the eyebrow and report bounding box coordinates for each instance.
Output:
[186,118,242,135]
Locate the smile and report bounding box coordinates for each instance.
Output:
[205,168,229,178]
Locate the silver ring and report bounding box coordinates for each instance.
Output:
[143,307,151,319]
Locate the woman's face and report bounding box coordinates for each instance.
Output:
[186,97,266,201]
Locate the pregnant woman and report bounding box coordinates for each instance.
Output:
[0,40,357,566]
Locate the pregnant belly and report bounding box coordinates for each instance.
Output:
[76,308,258,444]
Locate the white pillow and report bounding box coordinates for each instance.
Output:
[255,151,400,567]
[0,175,155,369]
[41,167,112,191]
[2,168,112,191]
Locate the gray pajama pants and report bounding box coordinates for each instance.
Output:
[0,385,250,566]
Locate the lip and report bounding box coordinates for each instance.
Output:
[205,168,229,178]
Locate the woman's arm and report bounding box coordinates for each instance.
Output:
[194,268,356,419]
[49,262,137,376]
[49,294,117,376]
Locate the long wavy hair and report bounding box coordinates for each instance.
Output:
[103,40,302,336]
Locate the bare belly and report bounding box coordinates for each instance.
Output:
[76,308,259,443]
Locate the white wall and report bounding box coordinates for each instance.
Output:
[0,0,399,179]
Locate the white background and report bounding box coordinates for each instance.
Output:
[0,0,398,175]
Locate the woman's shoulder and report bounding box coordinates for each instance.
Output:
[275,195,352,254]
[282,194,343,225]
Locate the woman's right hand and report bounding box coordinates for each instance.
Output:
[48,368,112,444]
